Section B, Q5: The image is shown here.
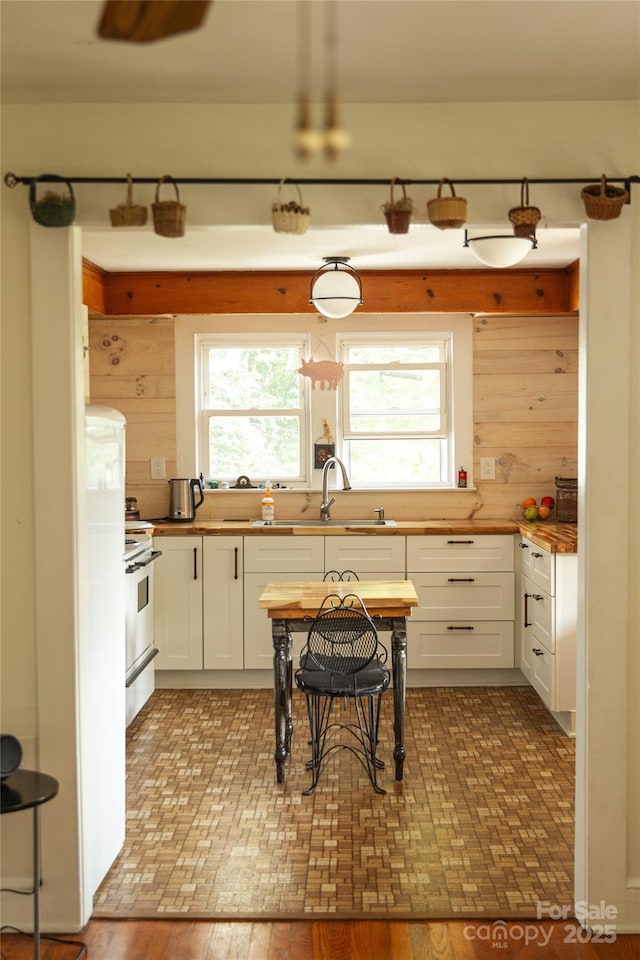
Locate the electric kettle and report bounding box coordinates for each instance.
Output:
[167,477,205,521]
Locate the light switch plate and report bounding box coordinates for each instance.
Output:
[480,457,496,480]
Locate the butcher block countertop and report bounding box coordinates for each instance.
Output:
[148,518,577,553]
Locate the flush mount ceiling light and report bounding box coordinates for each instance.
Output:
[309,257,363,319]
[463,229,538,268]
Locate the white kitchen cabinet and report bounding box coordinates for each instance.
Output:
[155,535,244,671]
[407,535,515,668]
[519,536,577,716]
[244,536,325,669]
[154,536,204,670]
[202,537,244,670]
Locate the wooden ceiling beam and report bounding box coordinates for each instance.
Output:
[83,261,578,317]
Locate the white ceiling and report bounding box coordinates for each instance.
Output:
[3,0,637,271]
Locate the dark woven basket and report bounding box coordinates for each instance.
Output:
[508,178,541,238]
[152,175,186,237]
[29,174,75,227]
[581,175,629,221]
[382,178,413,234]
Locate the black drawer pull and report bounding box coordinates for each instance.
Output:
[532,648,545,657]
[193,546,198,580]
[520,542,529,549]
[531,551,544,558]
[447,577,475,582]
[532,594,544,601]
[524,592,531,627]
[447,625,474,631]
[447,539,474,544]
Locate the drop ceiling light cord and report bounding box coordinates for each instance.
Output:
[293,1,321,161]
[323,0,350,161]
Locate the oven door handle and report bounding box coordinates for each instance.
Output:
[126,647,159,688]
[126,549,163,573]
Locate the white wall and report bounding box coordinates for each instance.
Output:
[1,100,638,930]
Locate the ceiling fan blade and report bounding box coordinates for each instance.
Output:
[98,0,211,43]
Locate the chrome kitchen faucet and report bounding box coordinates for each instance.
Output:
[320,456,352,521]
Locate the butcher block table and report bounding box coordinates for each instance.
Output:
[258,579,418,785]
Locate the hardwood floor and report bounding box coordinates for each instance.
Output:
[2,920,640,959]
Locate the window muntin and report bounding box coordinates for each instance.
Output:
[197,336,308,481]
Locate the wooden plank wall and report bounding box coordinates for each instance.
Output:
[89,317,176,517]
[88,314,578,521]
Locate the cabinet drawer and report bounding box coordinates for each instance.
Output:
[324,536,405,575]
[243,536,324,573]
[530,643,554,710]
[407,621,514,669]
[407,534,514,572]
[520,537,555,593]
[522,575,554,651]
[411,572,515,620]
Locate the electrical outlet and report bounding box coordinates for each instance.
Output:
[480,457,496,480]
[150,457,166,480]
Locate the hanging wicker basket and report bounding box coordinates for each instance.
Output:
[581,174,629,221]
[508,177,541,237]
[426,178,467,230]
[29,174,76,227]
[110,173,148,227]
[381,178,413,234]
[152,175,186,238]
[271,180,311,234]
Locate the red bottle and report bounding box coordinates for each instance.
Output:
[457,467,467,488]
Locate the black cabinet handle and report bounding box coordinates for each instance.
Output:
[447,577,475,582]
[234,546,239,580]
[532,648,544,657]
[532,551,543,558]
[193,547,198,580]
[447,539,474,544]
[532,594,544,601]
[520,542,529,549]
[447,625,474,631]
[524,592,531,627]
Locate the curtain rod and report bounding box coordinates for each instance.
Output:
[4,172,639,191]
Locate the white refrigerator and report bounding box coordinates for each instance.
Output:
[80,405,126,895]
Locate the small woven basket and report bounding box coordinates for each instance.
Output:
[508,178,541,237]
[29,174,75,227]
[581,174,629,221]
[271,180,310,234]
[426,178,467,230]
[152,176,186,238]
[110,173,147,227]
[382,178,413,234]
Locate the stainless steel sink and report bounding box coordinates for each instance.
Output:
[252,519,397,528]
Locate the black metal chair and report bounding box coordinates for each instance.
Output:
[295,593,390,795]
[323,569,359,582]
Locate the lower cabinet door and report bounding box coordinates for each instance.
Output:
[202,537,244,670]
[154,536,203,670]
[243,571,325,669]
[407,621,514,669]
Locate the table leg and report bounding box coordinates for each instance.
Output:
[33,806,41,960]
[272,618,290,783]
[391,616,407,781]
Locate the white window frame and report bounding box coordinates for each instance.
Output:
[336,324,473,489]
[195,333,310,483]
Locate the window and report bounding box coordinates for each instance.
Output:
[337,331,469,488]
[183,317,472,490]
[196,335,308,482]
